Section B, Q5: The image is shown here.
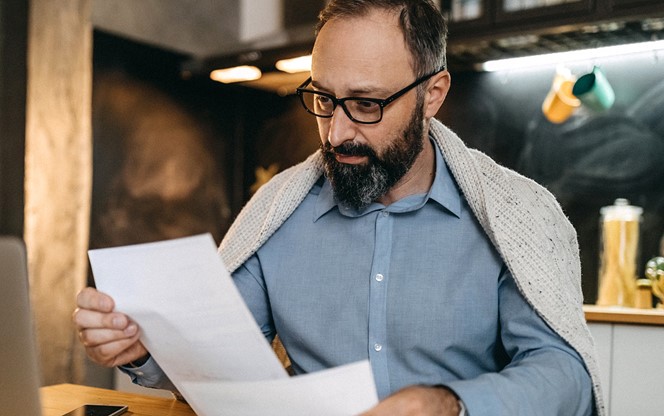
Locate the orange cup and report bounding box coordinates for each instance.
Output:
[542,78,581,124]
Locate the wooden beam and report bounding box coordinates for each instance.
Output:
[25,0,92,385]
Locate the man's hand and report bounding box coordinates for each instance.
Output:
[359,385,461,416]
[72,287,148,367]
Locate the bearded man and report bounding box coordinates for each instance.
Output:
[74,1,602,415]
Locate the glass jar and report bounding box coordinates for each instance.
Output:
[596,198,643,307]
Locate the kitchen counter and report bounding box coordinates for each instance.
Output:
[584,306,664,415]
[583,304,664,325]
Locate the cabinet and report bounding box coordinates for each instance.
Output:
[446,0,664,36]
[588,323,664,416]
[449,0,487,23]
[444,0,664,70]
[495,0,594,24]
[611,0,664,9]
[447,0,493,31]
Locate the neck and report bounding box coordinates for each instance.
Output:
[377,138,435,206]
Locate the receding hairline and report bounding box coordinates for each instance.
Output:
[314,6,416,74]
[316,3,405,36]
[314,0,447,78]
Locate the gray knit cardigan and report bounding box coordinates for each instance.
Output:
[218,119,604,415]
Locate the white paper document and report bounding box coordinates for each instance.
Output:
[179,361,378,416]
[89,233,378,415]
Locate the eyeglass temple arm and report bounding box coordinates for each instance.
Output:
[381,66,446,107]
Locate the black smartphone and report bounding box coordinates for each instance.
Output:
[61,404,128,416]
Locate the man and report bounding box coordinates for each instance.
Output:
[74,1,603,414]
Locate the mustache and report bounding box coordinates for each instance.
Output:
[322,141,377,159]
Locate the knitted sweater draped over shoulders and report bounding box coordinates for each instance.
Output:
[218,119,605,415]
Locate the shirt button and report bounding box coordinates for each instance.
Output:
[374,343,383,352]
[375,273,384,282]
[136,371,144,376]
[381,211,389,217]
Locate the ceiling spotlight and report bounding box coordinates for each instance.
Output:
[210,65,262,83]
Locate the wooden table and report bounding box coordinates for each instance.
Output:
[41,384,195,416]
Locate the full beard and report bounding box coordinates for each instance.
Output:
[321,103,425,211]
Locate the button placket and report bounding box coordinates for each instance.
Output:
[367,209,393,398]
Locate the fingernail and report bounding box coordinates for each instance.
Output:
[124,324,137,336]
[112,316,123,328]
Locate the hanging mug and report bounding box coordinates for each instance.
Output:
[572,66,615,111]
[542,70,580,124]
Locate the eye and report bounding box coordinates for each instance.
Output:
[351,99,380,114]
[315,94,334,110]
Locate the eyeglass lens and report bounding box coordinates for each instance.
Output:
[299,92,382,123]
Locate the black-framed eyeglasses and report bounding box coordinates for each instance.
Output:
[296,67,445,124]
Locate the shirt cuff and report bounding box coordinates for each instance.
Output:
[458,398,467,416]
[435,384,468,416]
[119,357,162,383]
[118,356,178,392]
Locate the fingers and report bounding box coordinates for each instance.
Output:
[76,315,142,367]
[78,323,138,348]
[83,331,147,368]
[73,286,147,368]
[113,341,150,367]
[76,287,114,312]
[73,308,129,331]
[73,287,128,332]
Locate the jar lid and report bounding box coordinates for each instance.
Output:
[637,278,652,288]
[600,198,643,221]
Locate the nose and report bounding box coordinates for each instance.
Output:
[325,105,357,148]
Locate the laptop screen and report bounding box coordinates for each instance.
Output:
[0,236,43,416]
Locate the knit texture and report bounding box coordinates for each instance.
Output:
[218,119,604,415]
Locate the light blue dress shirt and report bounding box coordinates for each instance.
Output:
[125,139,593,415]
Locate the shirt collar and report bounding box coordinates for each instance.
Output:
[314,136,462,221]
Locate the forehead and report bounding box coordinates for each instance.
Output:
[311,8,414,93]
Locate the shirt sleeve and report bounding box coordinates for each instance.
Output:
[443,268,594,416]
[118,357,177,392]
[231,254,277,341]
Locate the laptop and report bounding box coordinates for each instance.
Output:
[0,236,43,416]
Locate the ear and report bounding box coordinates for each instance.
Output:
[423,70,451,119]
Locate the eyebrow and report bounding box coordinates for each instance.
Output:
[311,79,392,97]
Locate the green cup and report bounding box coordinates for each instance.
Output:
[572,66,615,111]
